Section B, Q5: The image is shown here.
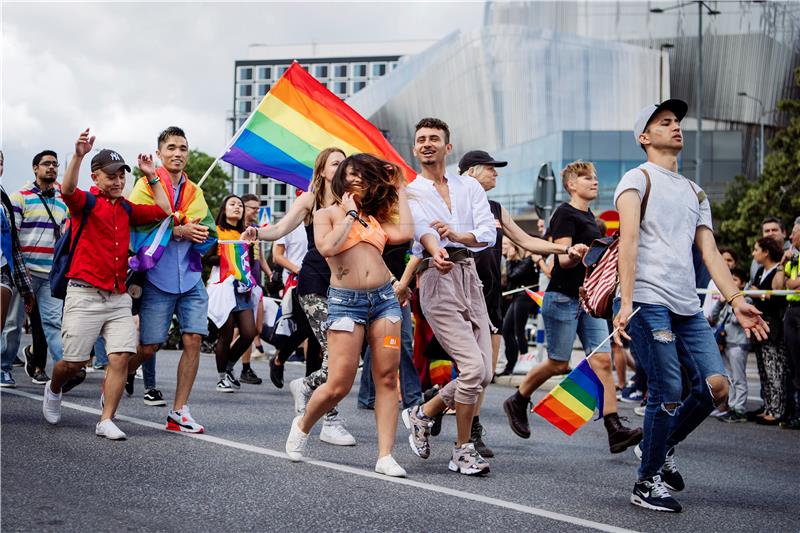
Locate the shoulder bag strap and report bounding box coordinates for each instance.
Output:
[639,168,652,224]
[35,191,62,239]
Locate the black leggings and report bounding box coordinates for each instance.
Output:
[502,294,536,373]
[215,308,257,373]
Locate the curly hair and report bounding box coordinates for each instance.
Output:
[331,153,401,223]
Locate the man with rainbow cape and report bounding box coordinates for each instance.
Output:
[126,126,217,433]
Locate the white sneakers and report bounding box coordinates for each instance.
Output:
[375,455,407,478]
[289,378,312,414]
[320,414,356,446]
[96,419,127,440]
[286,415,309,461]
[42,381,62,424]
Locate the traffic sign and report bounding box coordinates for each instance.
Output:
[598,210,619,236]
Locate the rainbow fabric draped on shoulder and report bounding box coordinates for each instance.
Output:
[128,167,217,272]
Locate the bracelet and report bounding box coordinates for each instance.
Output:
[147,176,160,185]
[346,210,359,221]
[726,291,743,304]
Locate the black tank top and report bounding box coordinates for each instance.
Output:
[474,200,504,292]
[296,220,331,297]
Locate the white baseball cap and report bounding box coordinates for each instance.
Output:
[633,99,688,145]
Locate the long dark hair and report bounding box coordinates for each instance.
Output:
[331,153,400,223]
[216,194,245,232]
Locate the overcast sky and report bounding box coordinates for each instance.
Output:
[1,1,483,192]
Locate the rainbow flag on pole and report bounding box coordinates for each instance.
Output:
[220,62,415,190]
[218,242,256,288]
[532,359,604,435]
[525,288,544,307]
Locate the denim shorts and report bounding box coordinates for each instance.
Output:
[139,279,209,345]
[233,282,254,312]
[542,290,611,361]
[325,282,402,332]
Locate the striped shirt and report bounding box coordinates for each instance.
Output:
[10,182,67,276]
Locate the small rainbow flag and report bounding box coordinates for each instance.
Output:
[429,359,454,388]
[221,62,415,190]
[525,288,544,307]
[219,242,256,288]
[532,359,604,435]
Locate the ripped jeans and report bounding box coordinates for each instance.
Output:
[615,300,727,480]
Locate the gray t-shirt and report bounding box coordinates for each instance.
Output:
[613,162,713,316]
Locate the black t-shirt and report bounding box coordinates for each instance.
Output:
[296,222,331,297]
[546,202,600,298]
[474,200,504,297]
[383,241,411,282]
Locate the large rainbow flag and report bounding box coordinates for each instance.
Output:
[218,241,256,288]
[532,359,604,436]
[220,62,415,190]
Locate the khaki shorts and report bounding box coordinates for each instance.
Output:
[61,285,137,362]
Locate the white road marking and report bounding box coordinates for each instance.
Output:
[3,388,638,533]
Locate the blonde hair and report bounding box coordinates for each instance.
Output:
[560,160,596,193]
[465,164,486,178]
[305,147,345,224]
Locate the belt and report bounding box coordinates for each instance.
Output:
[67,280,95,289]
[418,247,473,274]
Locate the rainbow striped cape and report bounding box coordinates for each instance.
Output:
[220,62,415,190]
[128,168,217,272]
[532,359,604,435]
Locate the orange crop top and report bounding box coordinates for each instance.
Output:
[340,214,388,254]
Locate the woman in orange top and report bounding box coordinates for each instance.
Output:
[284,153,413,477]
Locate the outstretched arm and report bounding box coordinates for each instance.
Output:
[242,192,313,242]
[62,128,95,196]
[500,206,584,259]
[382,186,414,244]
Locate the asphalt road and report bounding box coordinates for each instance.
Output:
[2,347,798,533]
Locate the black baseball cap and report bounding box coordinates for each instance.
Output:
[458,150,508,175]
[633,99,688,144]
[91,149,131,174]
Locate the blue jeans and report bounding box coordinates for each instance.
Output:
[30,275,63,362]
[542,291,611,361]
[93,338,108,367]
[139,279,209,345]
[1,291,23,372]
[615,299,727,480]
[325,282,402,331]
[358,304,422,409]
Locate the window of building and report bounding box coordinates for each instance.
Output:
[353,63,367,78]
[390,61,399,70]
[372,63,387,76]
[314,64,329,78]
[259,183,269,196]
[237,183,249,195]
[257,83,270,97]
[333,64,348,78]
[273,182,287,196]
[238,67,253,81]
[238,84,252,97]
[333,81,348,96]
[258,66,272,80]
[238,100,252,114]
[237,117,247,129]
[272,199,287,214]
[277,65,289,77]
[352,80,367,93]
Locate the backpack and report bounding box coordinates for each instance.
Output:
[49,192,131,299]
[578,169,651,319]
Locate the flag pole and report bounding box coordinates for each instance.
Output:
[501,284,538,297]
[585,306,641,360]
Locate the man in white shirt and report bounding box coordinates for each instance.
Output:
[274,223,307,286]
[613,99,768,512]
[400,117,496,476]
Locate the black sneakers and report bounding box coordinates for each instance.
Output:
[143,388,167,406]
[630,475,682,512]
[269,357,284,388]
[125,373,136,396]
[240,367,263,385]
[31,369,50,385]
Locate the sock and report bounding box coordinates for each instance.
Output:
[219,372,226,380]
[226,362,235,373]
[242,363,251,372]
[473,415,480,424]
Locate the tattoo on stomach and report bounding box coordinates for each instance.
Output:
[336,265,350,280]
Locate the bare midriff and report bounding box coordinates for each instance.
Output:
[326,242,393,290]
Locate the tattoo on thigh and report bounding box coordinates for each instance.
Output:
[335,266,350,280]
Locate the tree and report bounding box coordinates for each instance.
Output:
[713,67,800,262]
[132,149,231,215]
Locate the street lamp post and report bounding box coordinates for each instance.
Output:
[659,43,675,102]
[651,2,720,187]
[738,91,765,175]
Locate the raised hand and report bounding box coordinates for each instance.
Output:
[75,128,96,158]
[137,153,156,177]
[341,192,358,214]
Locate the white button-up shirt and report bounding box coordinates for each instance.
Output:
[407,171,496,258]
